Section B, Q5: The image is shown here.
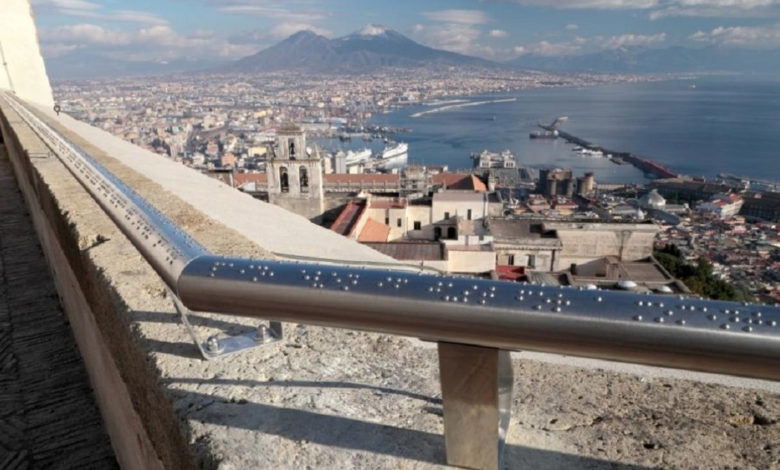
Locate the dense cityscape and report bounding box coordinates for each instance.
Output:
[53,70,780,303]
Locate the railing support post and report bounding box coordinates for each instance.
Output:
[438,342,513,470]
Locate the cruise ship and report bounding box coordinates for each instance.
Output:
[344,148,372,166]
[375,142,408,170]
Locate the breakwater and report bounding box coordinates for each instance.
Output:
[540,124,678,179]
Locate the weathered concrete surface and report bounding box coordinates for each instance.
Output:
[0,143,116,468]
[0,1,54,107]
[0,100,778,469]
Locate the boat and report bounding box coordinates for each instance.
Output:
[529,129,558,139]
[344,148,372,166]
[375,142,408,170]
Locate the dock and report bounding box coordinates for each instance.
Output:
[539,124,679,179]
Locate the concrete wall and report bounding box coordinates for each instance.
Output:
[494,246,556,272]
[548,222,658,268]
[0,0,53,107]
[446,249,496,274]
[432,194,486,223]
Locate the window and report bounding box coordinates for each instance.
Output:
[467,209,473,220]
[444,211,450,220]
[434,227,442,240]
[279,167,289,193]
[299,166,309,192]
[447,227,457,239]
[413,221,421,230]
[385,217,390,225]
[397,218,402,227]
[508,254,515,266]
[527,255,536,269]
[289,139,296,159]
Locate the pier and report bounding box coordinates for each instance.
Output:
[539,124,679,179]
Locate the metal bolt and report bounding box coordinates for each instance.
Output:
[206,335,223,354]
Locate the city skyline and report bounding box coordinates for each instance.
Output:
[33,0,780,64]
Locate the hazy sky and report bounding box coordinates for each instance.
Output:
[31,0,780,62]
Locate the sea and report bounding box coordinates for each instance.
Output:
[319,77,780,184]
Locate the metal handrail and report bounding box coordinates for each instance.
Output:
[3,92,779,381]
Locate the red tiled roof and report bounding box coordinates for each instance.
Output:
[324,174,400,184]
[330,201,366,236]
[357,218,391,242]
[496,265,526,281]
[432,172,487,192]
[233,172,267,187]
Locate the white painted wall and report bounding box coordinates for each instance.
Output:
[0,0,53,107]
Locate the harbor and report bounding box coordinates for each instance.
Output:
[538,120,679,180]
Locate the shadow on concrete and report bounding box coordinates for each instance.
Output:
[176,389,654,469]
[131,310,250,333]
[142,338,203,360]
[165,377,441,404]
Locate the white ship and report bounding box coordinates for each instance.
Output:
[344,148,372,166]
[375,142,408,170]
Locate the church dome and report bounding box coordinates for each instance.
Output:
[640,189,666,209]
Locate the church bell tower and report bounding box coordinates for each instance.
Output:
[266,124,324,220]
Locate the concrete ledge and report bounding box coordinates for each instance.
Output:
[1,100,779,469]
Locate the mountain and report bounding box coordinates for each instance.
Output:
[227,25,497,73]
[45,51,224,81]
[507,46,780,74]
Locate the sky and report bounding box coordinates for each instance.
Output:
[31,0,780,62]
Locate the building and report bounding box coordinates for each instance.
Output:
[266,124,325,220]
[538,168,575,198]
[488,219,562,272]
[697,193,744,219]
[576,172,596,197]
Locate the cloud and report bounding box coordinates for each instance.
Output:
[423,9,490,24]
[217,4,328,22]
[268,22,332,39]
[39,23,256,60]
[650,0,780,19]
[489,29,509,38]
[513,31,666,56]
[514,40,584,56]
[565,23,579,30]
[33,0,168,25]
[33,0,100,10]
[503,0,659,9]
[602,32,666,48]
[689,23,780,47]
[496,0,780,17]
[414,22,499,57]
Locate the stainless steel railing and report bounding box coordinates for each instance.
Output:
[3,92,779,470]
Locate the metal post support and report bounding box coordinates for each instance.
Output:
[169,288,283,360]
[438,342,513,470]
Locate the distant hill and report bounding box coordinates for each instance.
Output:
[226,25,497,73]
[507,46,780,74]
